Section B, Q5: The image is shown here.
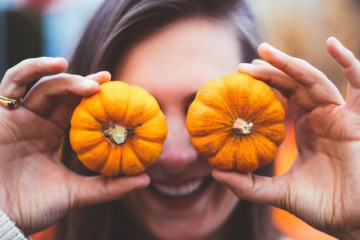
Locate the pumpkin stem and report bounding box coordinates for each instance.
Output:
[232,118,253,135]
[104,124,128,145]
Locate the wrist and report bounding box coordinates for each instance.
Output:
[0,209,27,240]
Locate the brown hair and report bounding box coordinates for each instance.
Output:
[58,0,281,239]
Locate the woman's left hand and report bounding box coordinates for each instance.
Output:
[212,37,360,240]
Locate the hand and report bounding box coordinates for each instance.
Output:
[0,57,150,235]
[212,37,360,239]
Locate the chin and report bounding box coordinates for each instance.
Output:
[123,176,239,240]
[147,223,215,240]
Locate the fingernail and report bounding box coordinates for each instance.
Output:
[238,63,255,70]
[97,71,112,78]
[97,71,110,75]
[83,78,99,88]
[330,36,342,47]
[50,57,67,63]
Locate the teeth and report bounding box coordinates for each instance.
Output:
[152,179,203,197]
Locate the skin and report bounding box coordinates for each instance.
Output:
[114,18,241,239]
[1,17,360,240]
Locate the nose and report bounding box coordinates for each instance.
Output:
[157,112,198,173]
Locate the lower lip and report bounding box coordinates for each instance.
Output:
[148,177,213,209]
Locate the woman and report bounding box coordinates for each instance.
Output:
[59,0,280,239]
[1,0,360,240]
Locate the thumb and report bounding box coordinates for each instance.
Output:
[71,173,150,207]
[212,169,288,207]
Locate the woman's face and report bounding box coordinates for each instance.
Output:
[115,18,242,239]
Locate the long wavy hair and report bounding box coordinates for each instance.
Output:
[58,0,281,239]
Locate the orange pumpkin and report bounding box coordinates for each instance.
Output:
[186,73,286,172]
[69,81,168,176]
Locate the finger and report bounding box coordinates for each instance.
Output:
[1,57,68,99]
[326,37,360,109]
[238,61,316,117]
[72,173,150,207]
[212,169,287,207]
[45,72,111,128]
[327,37,360,87]
[23,71,111,128]
[85,71,111,85]
[238,62,298,98]
[23,74,99,112]
[24,71,110,110]
[258,43,343,110]
[258,43,326,87]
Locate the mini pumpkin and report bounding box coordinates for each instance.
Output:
[70,81,168,177]
[186,73,286,172]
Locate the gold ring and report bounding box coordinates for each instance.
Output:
[0,95,22,110]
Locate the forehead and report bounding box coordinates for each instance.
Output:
[114,17,242,91]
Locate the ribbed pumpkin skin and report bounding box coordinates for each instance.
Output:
[186,73,286,172]
[70,81,168,177]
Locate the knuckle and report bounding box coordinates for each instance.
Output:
[3,69,22,89]
[4,66,18,80]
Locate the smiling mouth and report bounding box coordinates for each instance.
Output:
[149,176,213,199]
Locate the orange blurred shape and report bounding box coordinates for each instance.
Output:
[31,224,57,240]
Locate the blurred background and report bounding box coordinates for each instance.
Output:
[1,0,360,239]
[0,0,103,77]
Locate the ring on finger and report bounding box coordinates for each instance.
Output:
[0,95,22,110]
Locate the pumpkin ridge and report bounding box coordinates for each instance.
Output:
[119,84,132,126]
[251,116,283,125]
[205,100,238,125]
[70,107,103,130]
[134,113,167,142]
[84,94,111,124]
[196,95,234,118]
[186,101,233,136]
[135,96,160,124]
[98,146,121,176]
[100,82,130,125]
[122,85,143,126]
[196,79,231,112]
[121,144,147,175]
[254,123,286,145]
[228,137,238,170]
[127,138,152,166]
[222,79,248,122]
[250,134,278,166]
[70,125,101,131]
[237,137,258,172]
[73,139,106,155]
[79,142,110,172]
[247,100,284,125]
[188,122,229,138]
[209,132,231,158]
[117,146,124,175]
[130,140,153,168]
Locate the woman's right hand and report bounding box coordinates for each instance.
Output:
[0,57,150,235]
